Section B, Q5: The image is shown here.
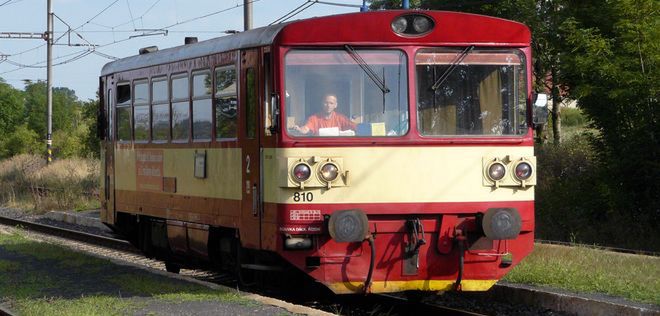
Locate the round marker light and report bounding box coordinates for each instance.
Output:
[488,162,506,181]
[292,163,311,182]
[320,163,339,182]
[514,162,533,180]
[412,16,432,33]
[391,16,408,34]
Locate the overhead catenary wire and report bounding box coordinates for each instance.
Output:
[315,0,362,8]
[125,0,137,30]
[93,0,262,48]
[5,0,360,78]
[110,0,163,30]
[2,50,93,71]
[3,0,123,59]
[160,0,261,30]
[269,0,316,25]
[1,0,264,74]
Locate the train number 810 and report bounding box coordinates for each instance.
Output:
[293,192,313,202]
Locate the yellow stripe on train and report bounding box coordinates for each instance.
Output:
[326,279,498,294]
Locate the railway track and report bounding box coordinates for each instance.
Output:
[0,215,487,316]
[0,215,139,254]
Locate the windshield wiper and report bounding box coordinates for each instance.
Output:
[344,45,390,94]
[431,45,474,91]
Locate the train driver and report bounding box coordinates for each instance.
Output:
[292,94,356,135]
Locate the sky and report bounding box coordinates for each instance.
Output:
[0,0,369,100]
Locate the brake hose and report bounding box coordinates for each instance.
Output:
[454,231,465,291]
[364,234,375,294]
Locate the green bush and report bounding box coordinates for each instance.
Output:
[535,132,660,251]
[560,107,588,127]
[0,124,41,159]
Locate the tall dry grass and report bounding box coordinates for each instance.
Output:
[0,154,99,212]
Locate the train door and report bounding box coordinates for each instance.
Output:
[239,49,261,249]
[102,76,116,224]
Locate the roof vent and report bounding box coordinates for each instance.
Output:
[139,46,158,55]
[185,37,198,45]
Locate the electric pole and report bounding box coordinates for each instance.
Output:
[244,0,252,31]
[46,0,54,164]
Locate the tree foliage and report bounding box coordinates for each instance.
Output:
[0,79,24,139]
[0,79,98,160]
[561,0,659,217]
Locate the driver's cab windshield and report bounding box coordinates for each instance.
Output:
[416,48,528,136]
[284,49,408,137]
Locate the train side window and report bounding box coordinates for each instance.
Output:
[116,82,131,142]
[214,65,237,140]
[263,53,273,135]
[245,67,257,139]
[171,73,190,142]
[192,70,212,141]
[151,76,169,142]
[107,89,113,141]
[133,79,150,142]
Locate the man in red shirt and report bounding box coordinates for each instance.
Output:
[293,94,356,135]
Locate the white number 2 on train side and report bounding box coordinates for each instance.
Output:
[245,155,251,174]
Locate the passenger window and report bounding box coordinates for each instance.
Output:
[107,89,113,141]
[133,79,149,142]
[192,70,212,141]
[215,65,237,140]
[171,73,190,142]
[116,82,131,142]
[151,77,169,142]
[246,68,257,139]
[263,53,272,135]
[151,77,170,143]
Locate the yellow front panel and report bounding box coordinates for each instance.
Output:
[264,146,534,204]
[114,147,242,200]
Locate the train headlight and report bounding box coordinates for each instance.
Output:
[514,162,533,180]
[412,15,432,33]
[391,14,435,36]
[319,163,339,182]
[292,163,311,182]
[487,162,507,181]
[328,209,369,243]
[391,16,408,34]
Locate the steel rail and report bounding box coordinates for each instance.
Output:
[0,215,140,255]
[374,293,488,316]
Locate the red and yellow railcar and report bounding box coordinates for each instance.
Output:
[99,10,544,294]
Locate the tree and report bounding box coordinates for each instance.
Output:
[0,123,41,158]
[23,81,81,139]
[0,78,25,139]
[19,81,100,160]
[80,98,100,158]
[561,0,659,218]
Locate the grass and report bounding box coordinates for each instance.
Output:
[0,154,100,212]
[504,243,660,305]
[0,228,255,315]
[12,296,137,316]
